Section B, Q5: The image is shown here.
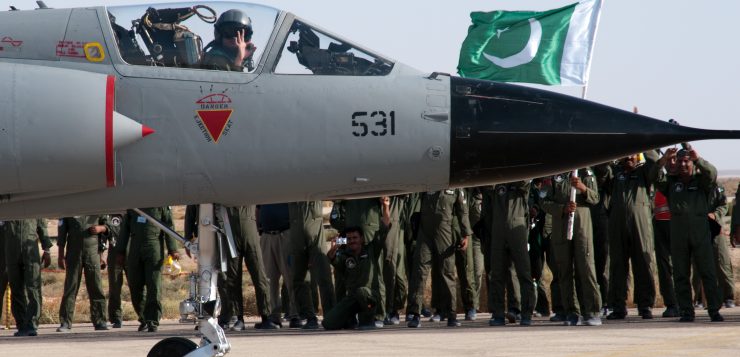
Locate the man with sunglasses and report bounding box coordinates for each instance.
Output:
[202,9,256,72]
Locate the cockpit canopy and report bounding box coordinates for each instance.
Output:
[108,2,278,71]
[108,1,393,75]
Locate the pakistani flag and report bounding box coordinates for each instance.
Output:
[457,0,603,85]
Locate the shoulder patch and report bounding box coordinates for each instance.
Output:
[554,175,564,183]
[58,219,64,226]
[345,257,357,269]
[444,189,455,195]
[111,216,122,227]
[674,182,684,193]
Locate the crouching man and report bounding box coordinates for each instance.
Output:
[322,197,391,330]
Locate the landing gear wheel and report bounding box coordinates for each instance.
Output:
[147,337,198,357]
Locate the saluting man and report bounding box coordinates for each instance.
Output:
[597,151,659,320]
[651,148,723,322]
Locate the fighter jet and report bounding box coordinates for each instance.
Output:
[0,1,738,219]
[1,2,739,355]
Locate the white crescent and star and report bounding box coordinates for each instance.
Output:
[483,18,542,69]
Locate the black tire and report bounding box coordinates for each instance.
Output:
[147,337,198,357]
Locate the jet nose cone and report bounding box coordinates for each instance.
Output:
[142,125,155,138]
[113,111,154,148]
[449,77,740,186]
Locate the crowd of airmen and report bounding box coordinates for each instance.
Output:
[0,146,738,335]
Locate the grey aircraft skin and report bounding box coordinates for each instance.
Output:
[0,1,739,220]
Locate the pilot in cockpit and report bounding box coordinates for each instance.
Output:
[201,9,256,72]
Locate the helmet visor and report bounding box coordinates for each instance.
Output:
[219,24,253,40]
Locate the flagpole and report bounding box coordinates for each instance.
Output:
[566,0,604,241]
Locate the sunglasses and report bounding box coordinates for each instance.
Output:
[220,25,252,40]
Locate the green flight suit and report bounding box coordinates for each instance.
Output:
[692,185,734,305]
[57,216,109,327]
[452,214,475,312]
[652,190,678,310]
[481,187,522,314]
[323,224,390,329]
[407,189,472,320]
[201,43,247,72]
[489,181,535,320]
[529,182,552,316]
[542,169,602,319]
[463,188,485,312]
[599,152,658,313]
[710,187,734,303]
[104,214,125,325]
[383,195,408,315]
[117,207,178,328]
[331,198,387,321]
[217,205,272,322]
[539,194,564,317]
[403,193,422,283]
[651,158,722,317]
[289,201,335,319]
[0,219,50,332]
[590,173,611,312]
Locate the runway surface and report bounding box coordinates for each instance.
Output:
[2,307,740,356]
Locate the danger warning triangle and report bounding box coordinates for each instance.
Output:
[197,109,233,143]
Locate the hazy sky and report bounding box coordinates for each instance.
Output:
[3,0,739,170]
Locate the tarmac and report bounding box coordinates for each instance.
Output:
[1,307,740,356]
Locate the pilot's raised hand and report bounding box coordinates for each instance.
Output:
[658,147,678,167]
[235,29,256,67]
[688,149,699,161]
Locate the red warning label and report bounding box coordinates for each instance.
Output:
[56,41,86,58]
[1,36,23,47]
[0,36,23,52]
[195,93,234,143]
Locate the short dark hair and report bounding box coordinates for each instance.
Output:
[343,226,363,237]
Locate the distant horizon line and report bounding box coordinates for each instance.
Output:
[719,169,740,177]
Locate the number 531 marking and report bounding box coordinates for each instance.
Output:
[352,111,396,137]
